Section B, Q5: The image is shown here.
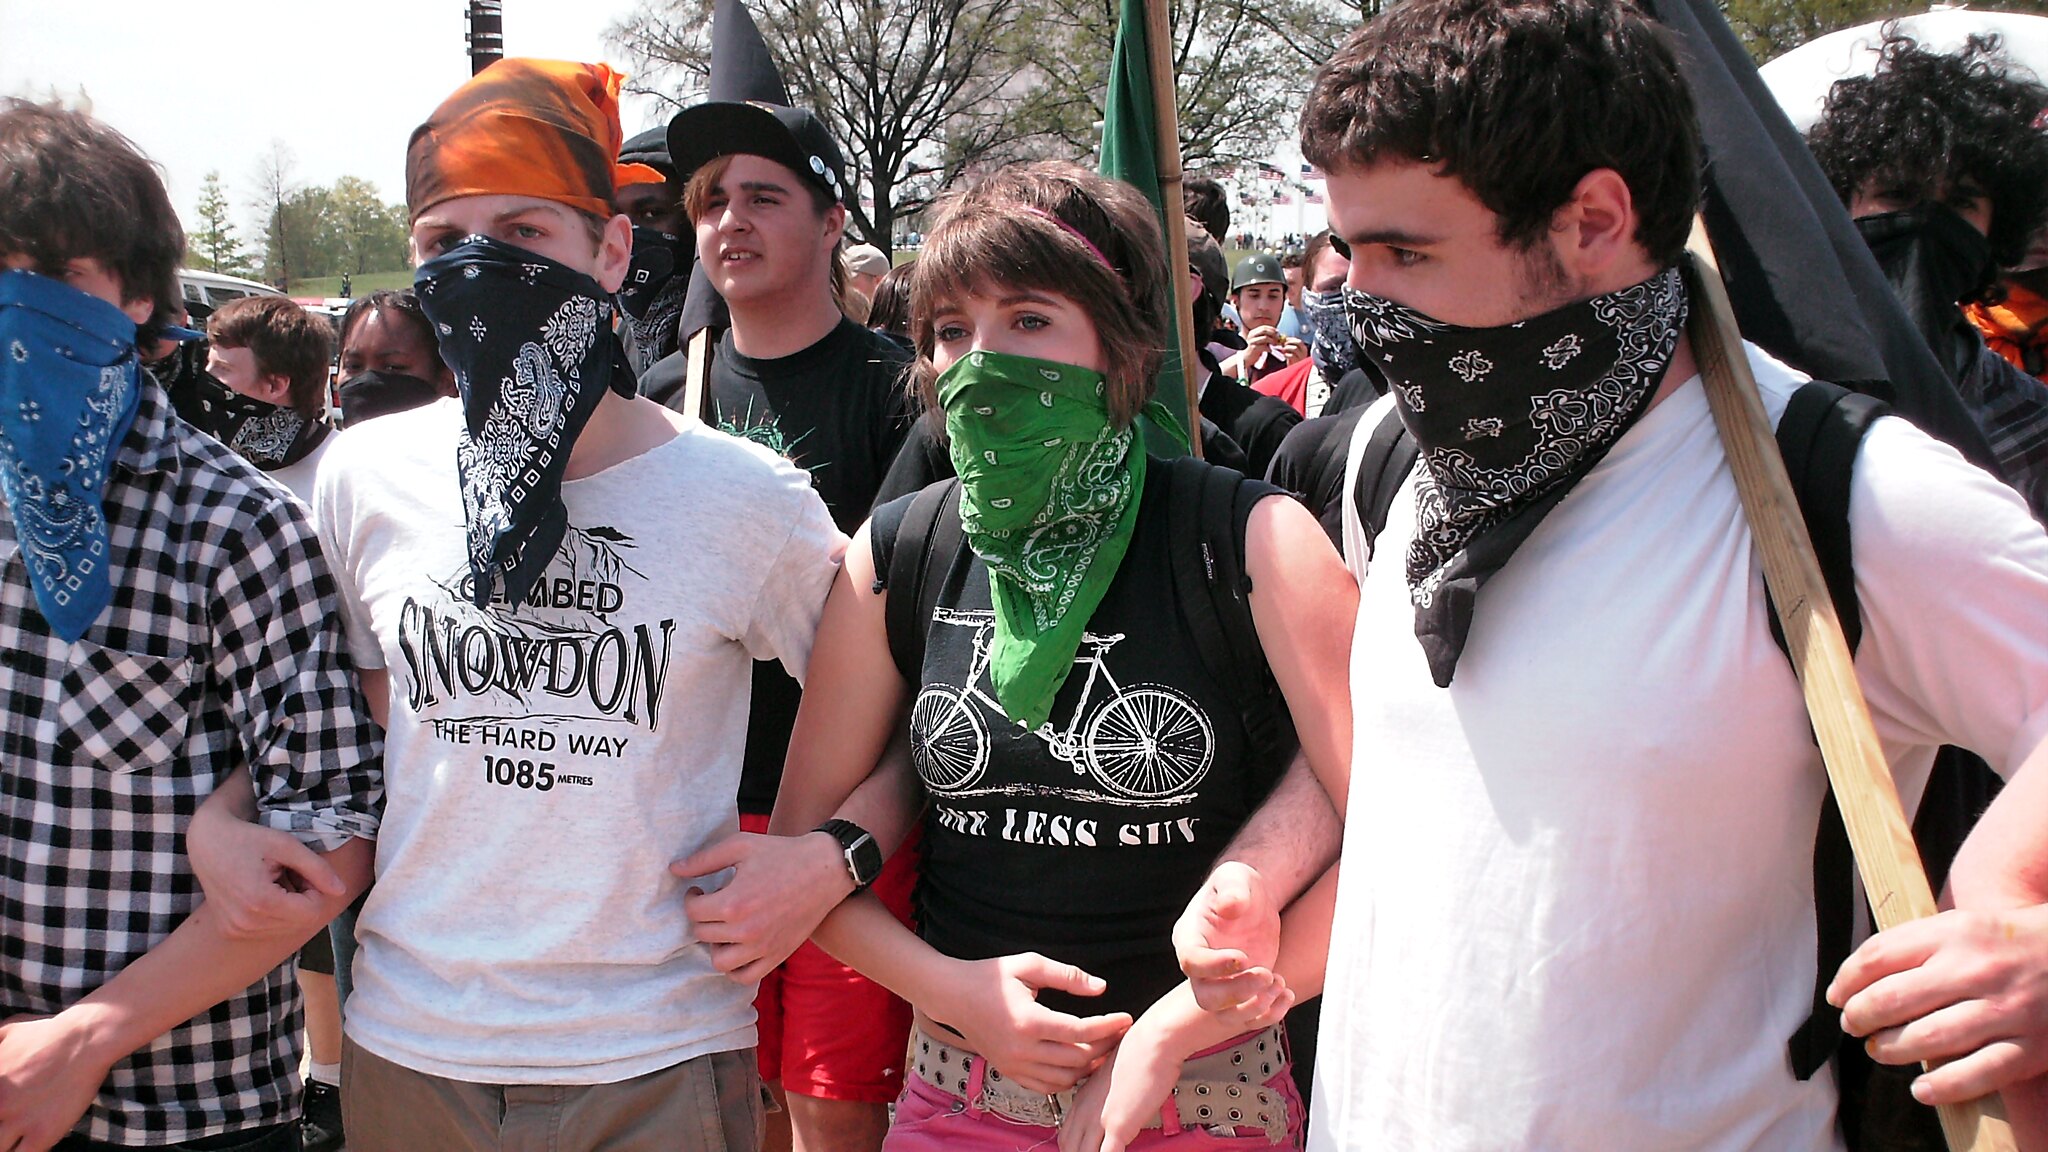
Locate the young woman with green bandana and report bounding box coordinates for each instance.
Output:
[723,161,1359,1152]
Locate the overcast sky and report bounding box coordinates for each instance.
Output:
[1,0,1326,251]
[0,0,670,237]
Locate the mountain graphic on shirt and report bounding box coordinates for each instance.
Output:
[393,522,677,729]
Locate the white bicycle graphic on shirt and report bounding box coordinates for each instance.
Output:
[909,607,1215,802]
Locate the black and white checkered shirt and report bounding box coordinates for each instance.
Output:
[0,374,382,1145]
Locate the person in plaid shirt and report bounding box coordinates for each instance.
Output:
[0,100,382,1152]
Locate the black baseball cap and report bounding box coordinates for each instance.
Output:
[666,101,848,206]
[618,125,675,181]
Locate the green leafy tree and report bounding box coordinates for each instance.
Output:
[191,171,256,277]
[328,176,410,276]
[1008,0,1385,173]
[256,168,409,289]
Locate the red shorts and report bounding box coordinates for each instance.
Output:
[744,811,919,1104]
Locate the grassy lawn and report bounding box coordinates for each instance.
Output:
[287,269,415,299]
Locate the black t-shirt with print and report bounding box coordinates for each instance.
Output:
[649,317,915,813]
[876,464,1290,1020]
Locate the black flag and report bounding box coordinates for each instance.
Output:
[1647,0,2002,474]
[675,0,792,343]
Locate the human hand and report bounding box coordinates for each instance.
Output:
[1057,977,1294,1152]
[1174,862,1285,1014]
[1829,904,2048,1104]
[0,1012,115,1152]
[675,831,853,983]
[186,799,344,942]
[924,953,1132,1094]
[1059,1032,1177,1152]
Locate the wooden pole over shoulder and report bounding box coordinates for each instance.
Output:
[1141,0,1203,459]
[1685,219,2014,1152]
[683,327,713,423]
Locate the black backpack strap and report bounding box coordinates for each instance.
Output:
[1772,381,1888,1082]
[871,479,962,686]
[1163,457,1297,786]
[1351,406,1419,561]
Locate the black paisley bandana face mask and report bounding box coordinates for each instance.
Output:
[197,377,331,470]
[1299,288,1361,388]
[1344,264,1688,687]
[416,234,635,610]
[620,225,690,374]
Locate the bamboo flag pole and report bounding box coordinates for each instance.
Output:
[682,327,712,423]
[1140,0,1203,459]
[1685,219,2014,1152]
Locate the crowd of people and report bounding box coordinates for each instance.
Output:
[2,2,2047,1151]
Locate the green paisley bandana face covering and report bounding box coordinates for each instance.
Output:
[938,350,1144,730]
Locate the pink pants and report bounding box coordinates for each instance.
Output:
[881,1034,1303,1152]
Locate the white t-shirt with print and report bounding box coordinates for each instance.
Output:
[313,398,845,1084]
[265,430,333,508]
[1311,346,2048,1152]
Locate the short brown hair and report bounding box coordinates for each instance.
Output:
[0,99,185,335]
[910,161,1167,428]
[1300,229,1343,288]
[208,296,335,417]
[1300,0,1701,266]
[681,153,845,300]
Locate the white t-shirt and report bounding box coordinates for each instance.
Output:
[264,427,333,508]
[1311,346,2048,1152]
[313,398,845,1084]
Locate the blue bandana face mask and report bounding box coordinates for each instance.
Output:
[0,270,144,642]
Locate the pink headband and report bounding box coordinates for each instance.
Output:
[1023,207,1117,277]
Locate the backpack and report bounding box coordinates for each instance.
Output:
[869,455,1298,794]
[1342,381,2004,1152]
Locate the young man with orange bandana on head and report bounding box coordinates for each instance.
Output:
[185,60,851,1152]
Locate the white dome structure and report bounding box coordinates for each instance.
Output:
[1758,7,2048,132]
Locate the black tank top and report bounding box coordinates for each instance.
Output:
[883,465,1291,1019]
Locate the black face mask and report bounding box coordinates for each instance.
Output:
[337,369,445,426]
[1345,265,1689,686]
[416,233,633,611]
[620,225,691,374]
[1854,204,1996,384]
[185,373,330,470]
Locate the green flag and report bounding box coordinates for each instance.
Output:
[1099,0,1193,455]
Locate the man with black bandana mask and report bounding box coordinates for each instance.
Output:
[1163,3,2048,1149]
[615,125,691,375]
[185,59,846,1152]
[202,295,336,500]
[1809,31,2048,523]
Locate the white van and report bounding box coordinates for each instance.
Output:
[177,268,283,312]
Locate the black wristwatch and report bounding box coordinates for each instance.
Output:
[816,819,883,893]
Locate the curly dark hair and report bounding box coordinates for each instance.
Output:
[1299,0,1700,266]
[1808,30,2048,270]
